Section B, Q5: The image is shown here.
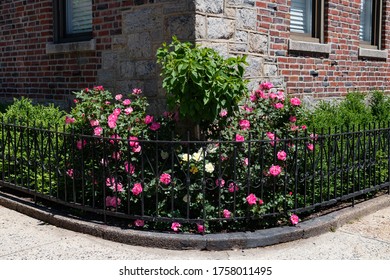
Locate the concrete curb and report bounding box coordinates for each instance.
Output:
[1,190,389,251]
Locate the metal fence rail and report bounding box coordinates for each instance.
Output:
[0,121,389,232]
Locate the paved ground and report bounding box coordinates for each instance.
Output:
[1,200,389,260]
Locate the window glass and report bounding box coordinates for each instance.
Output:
[66,0,92,35]
[360,0,373,42]
[290,0,313,34]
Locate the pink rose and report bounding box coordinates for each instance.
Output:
[149,122,161,131]
[290,214,299,225]
[160,173,171,185]
[307,143,314,151]
[66,169,74,178]
[235,134,245,142]
[258,199,264,205]
[276,91,285,101]
[223,209,231,218]
[239,120,250,130]
[109,134,121,144]
[260,82,274,90]
[108,113,118,122]
[115,94,123,101]
[76,139,87,150]
[250,93,258,102]
[132,183,143,196]
[110,182,124,193]
[94,126,103,136]
[291,125,299,131]
[289,116,297,122]
[113,108,121,116]
[123,99,131,106]
[301,125,307,130]
[246,193,258,205]
[128,136,139,147]
[228,182,239,193]
[274,103,284,109]
[124,161,135,174]
[134,220,144,227]
[105,101,111,105]
[215,178,225,187]
[266,132,279,146]
[197,224,205,233]
[108,120,117,129]
[277,150,287,161]
[105,196,121,208]
[144,115,154,125]
[171,222,181,232]
[112,151,121,160]
[269,165,282,176]
[219,109,228,117]
[243,158,249,166]
[290,97,301,106]
[256,90,268,99]
[310,133,319,141]
[90,119,100,127]
[94,85,104,91]
[124,107,133,115]
[105,177,116,187]
[65,116,75,124]
[132,88,142,95]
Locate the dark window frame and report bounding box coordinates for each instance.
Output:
[53,0,93,44]
[290,0,325,43]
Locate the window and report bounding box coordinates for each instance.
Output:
[54,0,93,43]
[290,0,324,43]
[359,0,382,49]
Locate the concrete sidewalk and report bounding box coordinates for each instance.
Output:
[1,196,390,260]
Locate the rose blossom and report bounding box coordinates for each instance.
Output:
[219,109,228,117]
[123,99,131,106]
[307,143,314,151]
[239,120,250,130]
[301,125,307,130]
[215,178,225,187]
[243,158,249,166]
[129,136,141,153]
[124,107,133,115]
[112,151,121,160]
[76,139,87,150]
[260,81,274,90]
[197,224,205,233]
[110,182,124,193]
[144,115,154,125]
[94,85,104,91]
[124,161,135,174]
[94,126,103,136]
[289,116,297,123]
[65,116,75,124]
[108,120,117,129]
[115,94,123,101]
[113,108,121,116]
[235,134,245,142]
[250,93,258,102]
[66,169,74,178]
[246,193,258,205]
[290,214,299,225]
[290,97,301,106]
[160,173,171,185]
[132,183,143,196]
[134,220,144,227]
[228,182,239,193]
[223,209,231,218]
[277,150,287,161]
[258,199,264,205]
[132,88,142,95]
[149,122,161,131]
[274,103,284,109]
[109,134,121,144]
[90,119,100,127]
[171,222,181,232]
[105,196,121,208]
[269,165,282,176]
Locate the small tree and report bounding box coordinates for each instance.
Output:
[156,36,248,131]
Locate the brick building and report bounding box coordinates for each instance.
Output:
[0,0,389,111]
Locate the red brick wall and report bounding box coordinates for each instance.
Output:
[256,0,390,99]
[0,0,154,105]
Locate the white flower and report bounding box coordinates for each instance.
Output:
[161,151,169,160]
[205,163,215,173]
[180,153,191,162]
[192,149,204,162]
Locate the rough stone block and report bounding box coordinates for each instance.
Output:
[165,14,195,40]
[122,6,163,34]
[195,15,207,39]
[135,60,157,78]
[207,17,235,39]
[245,56,264,77]
[237,8,257,30]
[264,64,278,77]
[249,33,268,54]
[127,33,153,58]
[195,0,224,14]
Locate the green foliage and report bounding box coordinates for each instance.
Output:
[0,97,66,128]
[156,36,248,126]
[369,91,390,122]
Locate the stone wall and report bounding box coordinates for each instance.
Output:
[97,0,195,114]
[195,0,283,91]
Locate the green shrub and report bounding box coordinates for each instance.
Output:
[156,36,248,128]
[369,91,390,123]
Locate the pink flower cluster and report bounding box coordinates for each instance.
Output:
[246,193,264,205]
[128,136,141,153]
[106,196,121,207]
[160,173,171,185]
[132,183,143,196]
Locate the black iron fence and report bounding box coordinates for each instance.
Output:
[0,120,389,233]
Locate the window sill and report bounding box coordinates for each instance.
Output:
[288,39,331,54]
[358,47,387,60]
[46,39,96,54]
